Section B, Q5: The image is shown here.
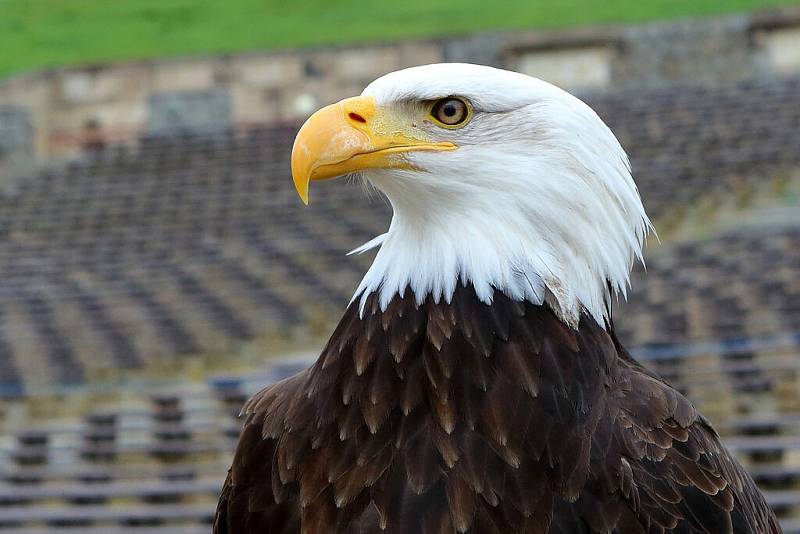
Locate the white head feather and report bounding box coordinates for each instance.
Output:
[350,63,651,328]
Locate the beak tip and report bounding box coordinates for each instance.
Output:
[292,166,310,205]
[294,179,309,206]
[295,184,309,205]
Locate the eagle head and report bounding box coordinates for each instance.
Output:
[291,63,651,328]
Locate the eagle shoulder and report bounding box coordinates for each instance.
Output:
[213,371,310,534]
[596,354,782,534]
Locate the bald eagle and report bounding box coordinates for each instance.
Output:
[214,64,780,533]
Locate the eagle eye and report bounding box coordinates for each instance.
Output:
[430,97,471,128]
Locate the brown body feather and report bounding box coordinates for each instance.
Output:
[214,285,781,533]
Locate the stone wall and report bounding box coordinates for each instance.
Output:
[1,7,799,163]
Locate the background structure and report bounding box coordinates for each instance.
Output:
[1,2,800,533]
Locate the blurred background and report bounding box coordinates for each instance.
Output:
[1,0,800,532]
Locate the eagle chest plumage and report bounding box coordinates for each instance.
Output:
[214,285,779,534]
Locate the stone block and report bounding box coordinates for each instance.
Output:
[231,86,280,124]
[153,61,214,92]
[58,67,140,104]
[235,55,303,89]
[147,88,232,134]
[0,106,33,157]
[90,101,148,131]
[757,26,800,74]
[335,47,400,81]
[513,46,614,90]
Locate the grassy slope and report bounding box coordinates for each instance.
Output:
[1,0,799,79]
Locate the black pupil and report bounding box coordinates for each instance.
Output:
[443,103,457,117]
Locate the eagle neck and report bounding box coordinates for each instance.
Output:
[350,175,633,330]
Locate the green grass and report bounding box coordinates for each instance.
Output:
[1,0,799,79]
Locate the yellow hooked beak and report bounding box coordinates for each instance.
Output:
[290,95,456,204]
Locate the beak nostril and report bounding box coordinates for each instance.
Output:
[348,112,367,123]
